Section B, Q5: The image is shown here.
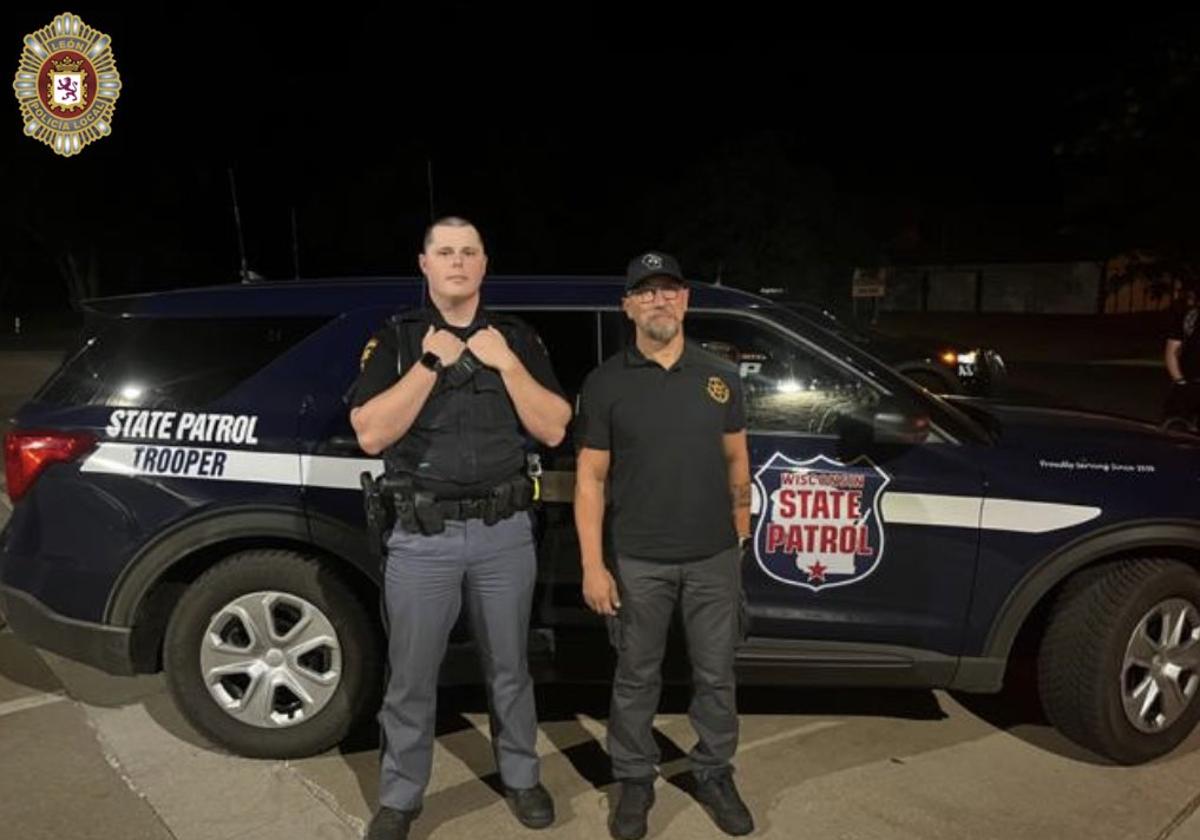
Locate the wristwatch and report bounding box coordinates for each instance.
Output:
[418,351,443,372]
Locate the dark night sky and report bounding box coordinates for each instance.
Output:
[4,7,1200,310]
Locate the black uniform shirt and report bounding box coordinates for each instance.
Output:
[351,306,563,497]
[1168,305,1200,381]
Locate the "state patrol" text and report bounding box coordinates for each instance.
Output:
[105,410,259,445]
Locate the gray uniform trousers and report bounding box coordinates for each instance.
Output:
[378,511,540,811]
[607,545,743,782]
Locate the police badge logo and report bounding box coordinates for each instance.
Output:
[706,375,730,404]
[13,12,121,157]
[751,452,891,592]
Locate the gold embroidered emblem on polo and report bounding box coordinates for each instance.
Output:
[707,376,730,404]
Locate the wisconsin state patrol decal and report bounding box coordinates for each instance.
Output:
[13,12,122,156]
[752,452,890,592]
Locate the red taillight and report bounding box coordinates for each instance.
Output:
[4,430,97,504]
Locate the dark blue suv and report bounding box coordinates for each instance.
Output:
[3,277,1199,765]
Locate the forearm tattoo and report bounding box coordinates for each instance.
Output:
[732,482,751,508]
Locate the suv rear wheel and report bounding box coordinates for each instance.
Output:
[163,549,382,758]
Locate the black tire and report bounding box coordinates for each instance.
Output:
[163,549,382,759]
[1037,559,1200,764]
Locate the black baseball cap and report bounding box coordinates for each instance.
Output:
[625,251,686,292]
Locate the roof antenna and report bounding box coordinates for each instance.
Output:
[227,166,251,284]
[426,158,436,222]
[422,158,435,309]
[289,205,301,280]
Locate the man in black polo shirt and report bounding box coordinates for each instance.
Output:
[574,251,753,839]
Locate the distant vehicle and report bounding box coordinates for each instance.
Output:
[770,297,1005,396]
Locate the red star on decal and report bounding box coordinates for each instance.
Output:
[806,561,828,583]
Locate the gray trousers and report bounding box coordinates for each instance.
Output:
[379,512,540,811]
[607,546,742,781]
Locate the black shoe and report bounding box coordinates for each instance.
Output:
[505,782,555,829]
[366,805,418,840]
[610,777,656,840]
[692,770,754,836]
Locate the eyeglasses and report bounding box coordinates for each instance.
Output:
[627,285,683,304]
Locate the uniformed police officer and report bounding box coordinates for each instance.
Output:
[350,217,571,839]
[574,252,754,839]
[1164,288,1200,429]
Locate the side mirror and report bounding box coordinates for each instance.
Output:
[836,400,930,449]
[872,409,930,445]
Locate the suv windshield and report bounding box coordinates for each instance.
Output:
[756,304,992,444]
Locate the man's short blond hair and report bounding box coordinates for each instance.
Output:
[423,216,481,249]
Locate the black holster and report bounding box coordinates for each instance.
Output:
[360,471,393,559]
[393,488,419,534]
[483,481,511,526]
[413,490,446,535]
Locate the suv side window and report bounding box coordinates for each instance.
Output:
[37,316,330,409]
[506,310,600,402]
[686,312,880,435]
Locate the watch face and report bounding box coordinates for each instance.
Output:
[421,351,441,371]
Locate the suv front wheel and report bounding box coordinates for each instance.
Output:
[1038,558,1200,763]
[163,549,382,758]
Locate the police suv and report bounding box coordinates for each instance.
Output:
[2,277,1198,765]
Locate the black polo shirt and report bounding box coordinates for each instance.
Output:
[576,340,746,561]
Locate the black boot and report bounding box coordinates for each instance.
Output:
[505,782,555,829]
[693,770,754,836]
[365,805,418,840]
[610,777,656,840]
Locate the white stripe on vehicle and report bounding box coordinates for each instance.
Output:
[81,443,295,486]
[880,492,1101,533]
[80,443,385,488]
[879,493,982,529]
[299,454,384,489]
[78,444,1102,533]
[981,497,1102,533]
